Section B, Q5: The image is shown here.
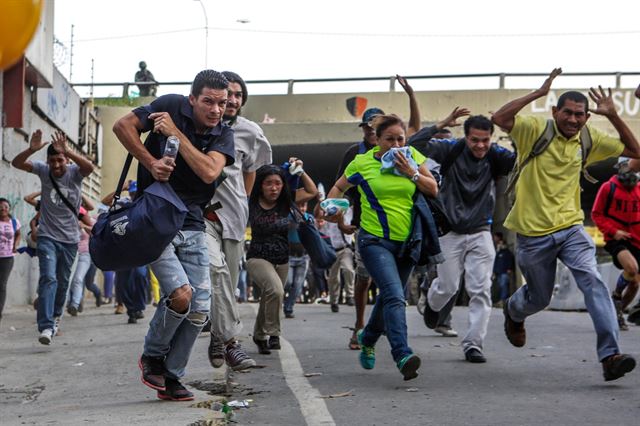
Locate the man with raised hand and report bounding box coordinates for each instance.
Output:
[492,68,640,381]
[409,112,515,363]
[12,130,94,345]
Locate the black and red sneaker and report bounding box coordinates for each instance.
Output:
[157,377,194,401]
[139,354,166,391]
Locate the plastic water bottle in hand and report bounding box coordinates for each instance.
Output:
[320,198,350,216]
[164,136,180,160]
[318,183,326,201]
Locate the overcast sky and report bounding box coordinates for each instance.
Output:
[53,0,640,97]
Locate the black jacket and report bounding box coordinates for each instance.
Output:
[409,126,515,234]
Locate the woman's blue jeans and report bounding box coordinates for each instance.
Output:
[358,230,415,363]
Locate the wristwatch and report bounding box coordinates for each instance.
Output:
[411,172,420,182]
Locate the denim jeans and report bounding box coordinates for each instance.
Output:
[496,273,510,302]
[117,266,148,315]
[284,255,309,315]
[36,237,78,331]
[68,252,101,308]
[103,271,115,299]
[238,268,247,302]
[508,225,620,361]
[144,230,211,379]
[358,230,415,363]
[420,269,456,328]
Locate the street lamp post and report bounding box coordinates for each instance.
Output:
[194,0,208,68]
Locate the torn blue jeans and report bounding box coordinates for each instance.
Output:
[144,230,211,379]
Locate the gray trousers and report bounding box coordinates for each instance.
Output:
[428,231,495,352]
[205,220,244,342]
[328,247,355,305]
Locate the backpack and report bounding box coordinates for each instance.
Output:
[505,119,595,195]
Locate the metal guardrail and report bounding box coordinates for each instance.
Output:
[72,72,640,98]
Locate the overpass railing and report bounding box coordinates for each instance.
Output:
[72,72,640,98]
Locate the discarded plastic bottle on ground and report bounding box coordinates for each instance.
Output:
[221,402,234,421]
[164,136,180,159]
[320,198,349,216]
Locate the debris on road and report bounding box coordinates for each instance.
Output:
[319,390,353,399]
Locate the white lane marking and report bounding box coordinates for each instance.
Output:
[249,304,335,426]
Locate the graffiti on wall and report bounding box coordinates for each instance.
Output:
[0,168,41,305]
[35,67,81,143]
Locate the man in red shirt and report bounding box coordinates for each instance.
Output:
[591,157,640,330]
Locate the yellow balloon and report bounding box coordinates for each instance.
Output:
[0,0,43,70]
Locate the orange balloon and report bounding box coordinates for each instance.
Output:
[0,0,43,70]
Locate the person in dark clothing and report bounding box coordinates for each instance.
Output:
[492,232,515,305]
[410,113,516,363]
[135,61,157,97]
[117,266,149,324]
[114,69,234,401]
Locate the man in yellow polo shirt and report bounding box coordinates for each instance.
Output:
[492,68,640,382]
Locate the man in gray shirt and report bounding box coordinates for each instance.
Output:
[205,71,272,370]
[12,130,94,345]
[409,114,515,363]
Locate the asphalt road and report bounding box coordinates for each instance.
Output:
[1,300,639,425]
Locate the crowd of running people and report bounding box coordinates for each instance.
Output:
[1,69,639,401]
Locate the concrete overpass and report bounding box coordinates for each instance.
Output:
[96,82,640,215]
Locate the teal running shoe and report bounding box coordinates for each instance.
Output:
[397,353,421,381]
[357,329,375,370]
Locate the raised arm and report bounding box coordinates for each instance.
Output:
[492,68,562,132]
[589,86,640,159]
[291,158,319,203]
[50,131,95,177]
[397,75,420,138]
[12,130,45,173]
[408,107,470,151]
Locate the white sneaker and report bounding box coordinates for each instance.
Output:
[39,329,53,345]
[434,326,458,337]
